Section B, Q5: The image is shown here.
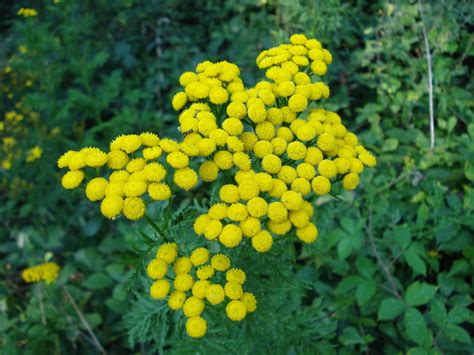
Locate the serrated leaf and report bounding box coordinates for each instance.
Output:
[429,299,447,327]
[448,307,470,324]
[404,308,428,345]
[82,273,113,290]
[444,324,471,344]
[337,238,353,260]
[378,298,406,320]
[356,279,376,305]
[403,247,426,276]
[405,282,438,306]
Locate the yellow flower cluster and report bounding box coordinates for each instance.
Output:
[17,8,38,17]
[22,262,60,284]
[58,34,376,338]
[147,243,256,338]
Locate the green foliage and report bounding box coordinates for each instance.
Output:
[1,0,473,354]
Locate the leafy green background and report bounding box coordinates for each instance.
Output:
[1,0,473,354]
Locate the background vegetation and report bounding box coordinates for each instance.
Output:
[1,0,472,353]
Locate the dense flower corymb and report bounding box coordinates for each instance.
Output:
[22,262,60,284]
[58,33,376,339]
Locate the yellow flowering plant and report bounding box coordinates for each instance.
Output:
[58,34,376,339]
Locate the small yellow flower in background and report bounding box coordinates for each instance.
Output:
[26,146,43,162]
[19,45,28,54]
[22,262,60,284]
[4,66,12,73]
[2,159,12,170]
[17,8,38,17]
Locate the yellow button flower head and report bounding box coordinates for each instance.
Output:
[174,274,194,292]
[226,268,246,285]
[190,247,210,266]
[183,296,205,317]
[219,224,243,248]
[100,195,123,219]
[186,316,207,338]
[206,284,225,305]
[146,259,168,279]
[22,262,60,284]
[173,257,193,274]
[150,279,170,299]
[123,197,145,220]
[192,280,210,299]
[168,291,187,310]
[226,300,247,321]
[61,170,84,189]
[241,292,257,313]
[252,230,273,253]
[210,254,230,272]
[156,243,178,264]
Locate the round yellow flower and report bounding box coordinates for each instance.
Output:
[61,170,84,189]
[288,93,308,112]
[173,167,198,191]
[214,150,234,170]
[199,160,219,182]
[267,202,288,222]
[208,203,228,220]
[268,219,292,235]
[166,151,189,169]
[143,162,167,182]
[225,282,244,300]
[146,259,168,279]
[253,172,273,192]
[289,210,310,228]
[342,172,360,190]
[318,160,337,179]
[261,154,282,174]
[100,195,123,219]
[124,180,147,197]
[168,291,187,310]
[148,183,171,201]
[246,197,268,218]
[193,214,211,235]
[227,203,248,222]
[311,176,331,195]
[209,86,229,104]
[241,292,257,312]
[190,247,209,266]
[150,279,170,299]
[226,300,247,321]
[219,184,240,203]
[219,224,242,248]
[204,219,223,240]
[174,273,194,292]
[85,177,108,201]
[296,222,318,243]
[107,150,129,169]
[183,296,205,317]
[211,254,230,272]
[174,257,193,274]
[122,197,145,220]
[239,217,261,237]
[206,284,225,305]
[172,92,187,111]
[186,317,207,338]
[286,141,307,160]
[192,280,210,299]
[251,230,273,253]
[223,118,244,136]
[317,132,336,152]
[156,242,178,263]
[281,190,303,211]
[226,268,246,285]
[126,158,146,173]
[196,265,215,280]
